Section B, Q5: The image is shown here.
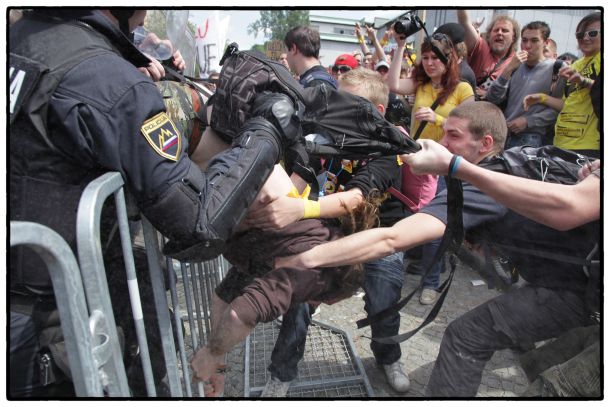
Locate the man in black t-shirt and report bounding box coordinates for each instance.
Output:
[277,101,598,397]
[283,26,337,90]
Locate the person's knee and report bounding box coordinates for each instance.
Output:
[363,275,402,311]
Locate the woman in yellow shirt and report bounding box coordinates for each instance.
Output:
[388,30,474,142]
[523,12,601,158]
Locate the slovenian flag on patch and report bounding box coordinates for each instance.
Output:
[140,112,182,162]
[163,134,178,151]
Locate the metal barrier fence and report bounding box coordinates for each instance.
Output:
[11,171,371,398]
[10,222,106,396]
[10,172,228,397]
[75,171,229,397]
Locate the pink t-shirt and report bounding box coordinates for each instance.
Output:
[400,164,438,213]
[394,126,438,212]
[468,36,514,90]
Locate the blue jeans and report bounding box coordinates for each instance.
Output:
[268,252,405,381]
[421,238,443,289]
[422,176,446,289]
[505,133,543,150]
[362,251,405,365]
[425,285,587,397]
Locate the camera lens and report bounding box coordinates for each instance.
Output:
[394,20,407,36]
[393,15,423,39]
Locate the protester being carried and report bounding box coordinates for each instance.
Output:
[246,68,413,396]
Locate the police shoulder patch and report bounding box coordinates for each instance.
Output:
[140,112,182,161]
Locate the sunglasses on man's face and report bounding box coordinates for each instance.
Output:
[576,29,600,40]
[332,65,352,73]
[377,67,389,74]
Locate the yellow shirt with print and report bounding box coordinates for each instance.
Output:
[554,52,600,152]
[411,81,474,142]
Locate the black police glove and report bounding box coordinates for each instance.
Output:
[250,92,303,144]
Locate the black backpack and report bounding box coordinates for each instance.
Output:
[482,145,600,322]
[210,43,420,159]
[480,144,591,184]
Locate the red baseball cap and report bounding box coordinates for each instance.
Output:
[333,54,359,69]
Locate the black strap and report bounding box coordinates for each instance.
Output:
[357,177,465,344]
[367,254,458,344]
[492,242,599,267]
[413,96,442,140]
[476,54,509,87]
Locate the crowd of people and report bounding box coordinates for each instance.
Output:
[9,8,601,399]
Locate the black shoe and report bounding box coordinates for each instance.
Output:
[405,261,423,275]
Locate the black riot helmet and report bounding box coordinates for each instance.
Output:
[110,9,137,37]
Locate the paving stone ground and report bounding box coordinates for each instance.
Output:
[220,259,530,398]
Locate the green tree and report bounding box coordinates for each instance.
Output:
[250,43,266,53]
[145,10,168,39]
[247,10,310,41]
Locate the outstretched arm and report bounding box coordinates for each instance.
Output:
[402,140,600,231]
[190,298,252,396]
[276,212,446,269]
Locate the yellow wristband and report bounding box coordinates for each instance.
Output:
[539,93,548,104]
[435,114,445,127]
[303,199,321,219]
[380,38,389,46]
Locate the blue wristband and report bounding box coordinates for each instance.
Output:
[449,155,462,178]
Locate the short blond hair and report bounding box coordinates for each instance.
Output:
[449,101,507,154]
[338,68,389,108]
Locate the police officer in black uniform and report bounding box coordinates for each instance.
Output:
[9,8,297,397]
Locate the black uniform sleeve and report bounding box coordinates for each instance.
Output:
[50,54,193,206]
[420,181,508,229]
[345,155,400,196]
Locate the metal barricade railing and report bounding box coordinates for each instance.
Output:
[75,171,229,397]
[14,169,373,398]
[75,172,143,395]
[10,222,104,397]
[166,255,230,396]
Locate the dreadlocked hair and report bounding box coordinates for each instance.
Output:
[334,189,389,296]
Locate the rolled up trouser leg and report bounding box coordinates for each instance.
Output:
[159,117,282,261]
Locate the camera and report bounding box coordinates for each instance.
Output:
[394,14,424,39]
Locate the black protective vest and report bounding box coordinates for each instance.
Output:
[10,15,121,293]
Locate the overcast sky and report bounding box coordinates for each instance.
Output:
[189,9,404,50]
